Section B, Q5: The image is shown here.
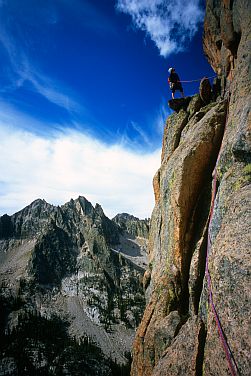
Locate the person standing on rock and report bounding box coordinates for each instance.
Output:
[168,67,185,99]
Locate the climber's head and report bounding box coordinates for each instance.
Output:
[168,67,175,74]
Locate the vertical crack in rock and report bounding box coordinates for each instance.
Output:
[179,103,227,317]
[192,231,208,316]
[188,181,212,315]
[195,321,207,376]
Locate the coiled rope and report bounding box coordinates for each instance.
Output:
[206,94,239,376]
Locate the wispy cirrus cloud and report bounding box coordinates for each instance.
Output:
[116,0,204,57]
[151,100,171,135]
[117,120,153,150]
[0,16,80,114]
[27,74,81,113]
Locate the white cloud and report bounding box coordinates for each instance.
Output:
[116,0,204,56]
[0,123,161,219]
[28,74,80,113]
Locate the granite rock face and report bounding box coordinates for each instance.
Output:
[0,196,149,373]
[131,1,251,375]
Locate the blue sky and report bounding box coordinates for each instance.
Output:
[0,0,214,218]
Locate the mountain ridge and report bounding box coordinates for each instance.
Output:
[0,195,149,373]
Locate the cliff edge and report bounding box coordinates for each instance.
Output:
[131,1,250,375]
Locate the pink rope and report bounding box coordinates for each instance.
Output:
[205,97,238,376]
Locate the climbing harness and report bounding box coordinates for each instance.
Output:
[205,94,239,376]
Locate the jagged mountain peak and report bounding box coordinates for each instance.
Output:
[61,195,95,217]
[0,198,57,239]
[74,195,93,207]
[13,198,54,216]
[112,212,149,239]
[30,198,48,206]
[113,213,140,221]
[60,196,109,222]
[94,202,105,214]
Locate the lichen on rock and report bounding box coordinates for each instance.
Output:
[131,1,251,374]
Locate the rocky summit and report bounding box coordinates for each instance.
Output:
[0,196,149,375]
[131,1,251,375]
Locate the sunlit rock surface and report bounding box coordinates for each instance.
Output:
[131,1,251,374]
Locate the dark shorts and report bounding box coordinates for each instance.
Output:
[171,82,183,93]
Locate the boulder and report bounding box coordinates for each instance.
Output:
[168,97,191,112]
[199,77,212,104]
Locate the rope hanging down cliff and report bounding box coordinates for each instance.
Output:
[206,94,240,376]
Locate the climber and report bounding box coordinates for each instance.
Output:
[168,67,185,99]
